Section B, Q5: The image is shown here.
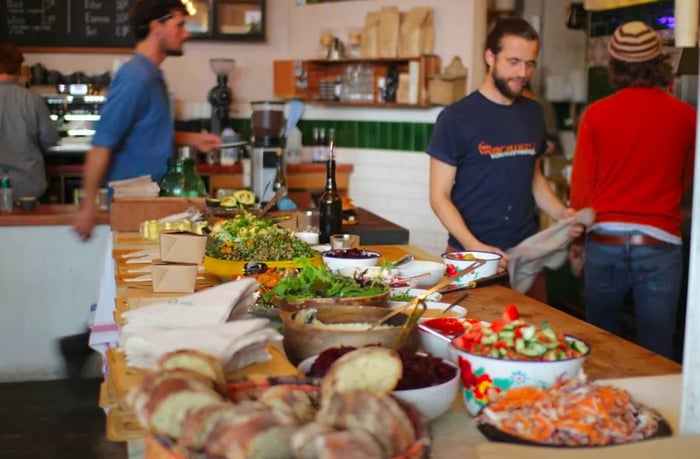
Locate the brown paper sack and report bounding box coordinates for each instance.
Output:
[361,11,381,58]
[399,7,435,57]
[377,6,400,58]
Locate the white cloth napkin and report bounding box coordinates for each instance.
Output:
[121,319,282,370]
[120,277,259,330]
[109,175,160,198]
[506,208,595,293]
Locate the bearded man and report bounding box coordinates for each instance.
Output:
[427,17,575,302]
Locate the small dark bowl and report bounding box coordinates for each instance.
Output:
[17,197,37,211]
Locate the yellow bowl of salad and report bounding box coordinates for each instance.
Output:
[204,211,321,279]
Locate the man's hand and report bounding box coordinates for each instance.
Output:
[190,132,222,153]
[559,207,585,238]
[73,204,97,241]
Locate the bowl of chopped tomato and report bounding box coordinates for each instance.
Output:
[447,306,590,416]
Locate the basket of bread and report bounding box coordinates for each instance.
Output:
[129,347,430,459]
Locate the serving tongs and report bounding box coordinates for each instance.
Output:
[370,259,486,330]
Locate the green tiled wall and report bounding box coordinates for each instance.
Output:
[189,118,435,152]
[297,119,433,152]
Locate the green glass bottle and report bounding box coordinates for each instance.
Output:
[159,158,185,197]
[182,158,207,197]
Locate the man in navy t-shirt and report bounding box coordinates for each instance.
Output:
[427,17,575,302]
[73,0,222,240]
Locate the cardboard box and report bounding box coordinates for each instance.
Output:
[110,197,207,232]
[151,263,198,293]
[159,231,207,264]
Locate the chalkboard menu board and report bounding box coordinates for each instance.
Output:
[0,0,136,49]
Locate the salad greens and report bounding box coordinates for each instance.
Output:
[263,259,388,303]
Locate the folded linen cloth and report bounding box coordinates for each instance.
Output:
[120,319,282,370]
[109,175,160,198]
[120,277,258,330]
[506,208,595,294]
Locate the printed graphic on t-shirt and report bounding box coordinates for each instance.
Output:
[478,141,537,158]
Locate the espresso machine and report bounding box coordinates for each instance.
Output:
[207,58,235,135]
[250,100,285,204]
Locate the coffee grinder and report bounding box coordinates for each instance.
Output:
[208,58,235,135]
[250,100,285,203]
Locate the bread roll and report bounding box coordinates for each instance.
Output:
[145,378,224,437]
[259,385,318,424]
[157,349,226,391]
[204,410,296,459]
[321,347,402,400]
[315,429,385,459]
[178,402,267,450]
[317,390,415,457]
[290,422,336,459]
[127,369,219,429]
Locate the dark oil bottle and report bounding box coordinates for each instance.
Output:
[318,140,342,243]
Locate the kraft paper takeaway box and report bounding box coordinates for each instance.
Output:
[159,231,207,264]
[151,262,198,293]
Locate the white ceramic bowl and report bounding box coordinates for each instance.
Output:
[441,251,501,287]
[399,260,446,287]
[449,334,590,416]
[298,354,460,421]
[418,323,455,361]
[322,249,381,272]
[338,266,401,279]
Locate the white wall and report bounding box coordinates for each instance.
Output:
[0,225,110,381]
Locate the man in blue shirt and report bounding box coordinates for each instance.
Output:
[73,0,221,239]
[427,18,575,302]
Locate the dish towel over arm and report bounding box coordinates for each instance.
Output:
[506,208,595,294]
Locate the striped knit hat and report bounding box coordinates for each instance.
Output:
[607,21,661,63]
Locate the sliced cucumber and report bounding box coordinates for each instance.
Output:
[520,325,536,341]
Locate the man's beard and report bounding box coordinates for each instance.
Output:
[493,73,522,100]
[166,48,184,56]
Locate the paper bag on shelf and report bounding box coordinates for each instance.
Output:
[378,6,400,58]
[159,231,206,264]
[361,11,381,58]
[151,263,198,293]
[399,7,435,57]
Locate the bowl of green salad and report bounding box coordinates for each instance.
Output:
[266,262,391,319]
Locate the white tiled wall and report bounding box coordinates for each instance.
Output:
[334,148,448,258]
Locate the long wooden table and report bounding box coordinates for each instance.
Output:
[107,238,683,458]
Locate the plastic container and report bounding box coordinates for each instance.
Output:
[0,168,13,213]
[220,127,238,166]
[251,100,285,142]
[284,126,303,165]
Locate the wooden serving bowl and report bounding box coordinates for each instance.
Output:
[275,284,390,317]
[281,305,419,365]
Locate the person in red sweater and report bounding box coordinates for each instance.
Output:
[570,21,696,359]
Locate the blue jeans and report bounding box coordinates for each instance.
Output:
[584,234,682,359]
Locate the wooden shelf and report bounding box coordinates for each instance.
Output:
[274,55,441,108]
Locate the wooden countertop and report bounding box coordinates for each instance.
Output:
[0,204,109,227]
[371,245,682,380]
